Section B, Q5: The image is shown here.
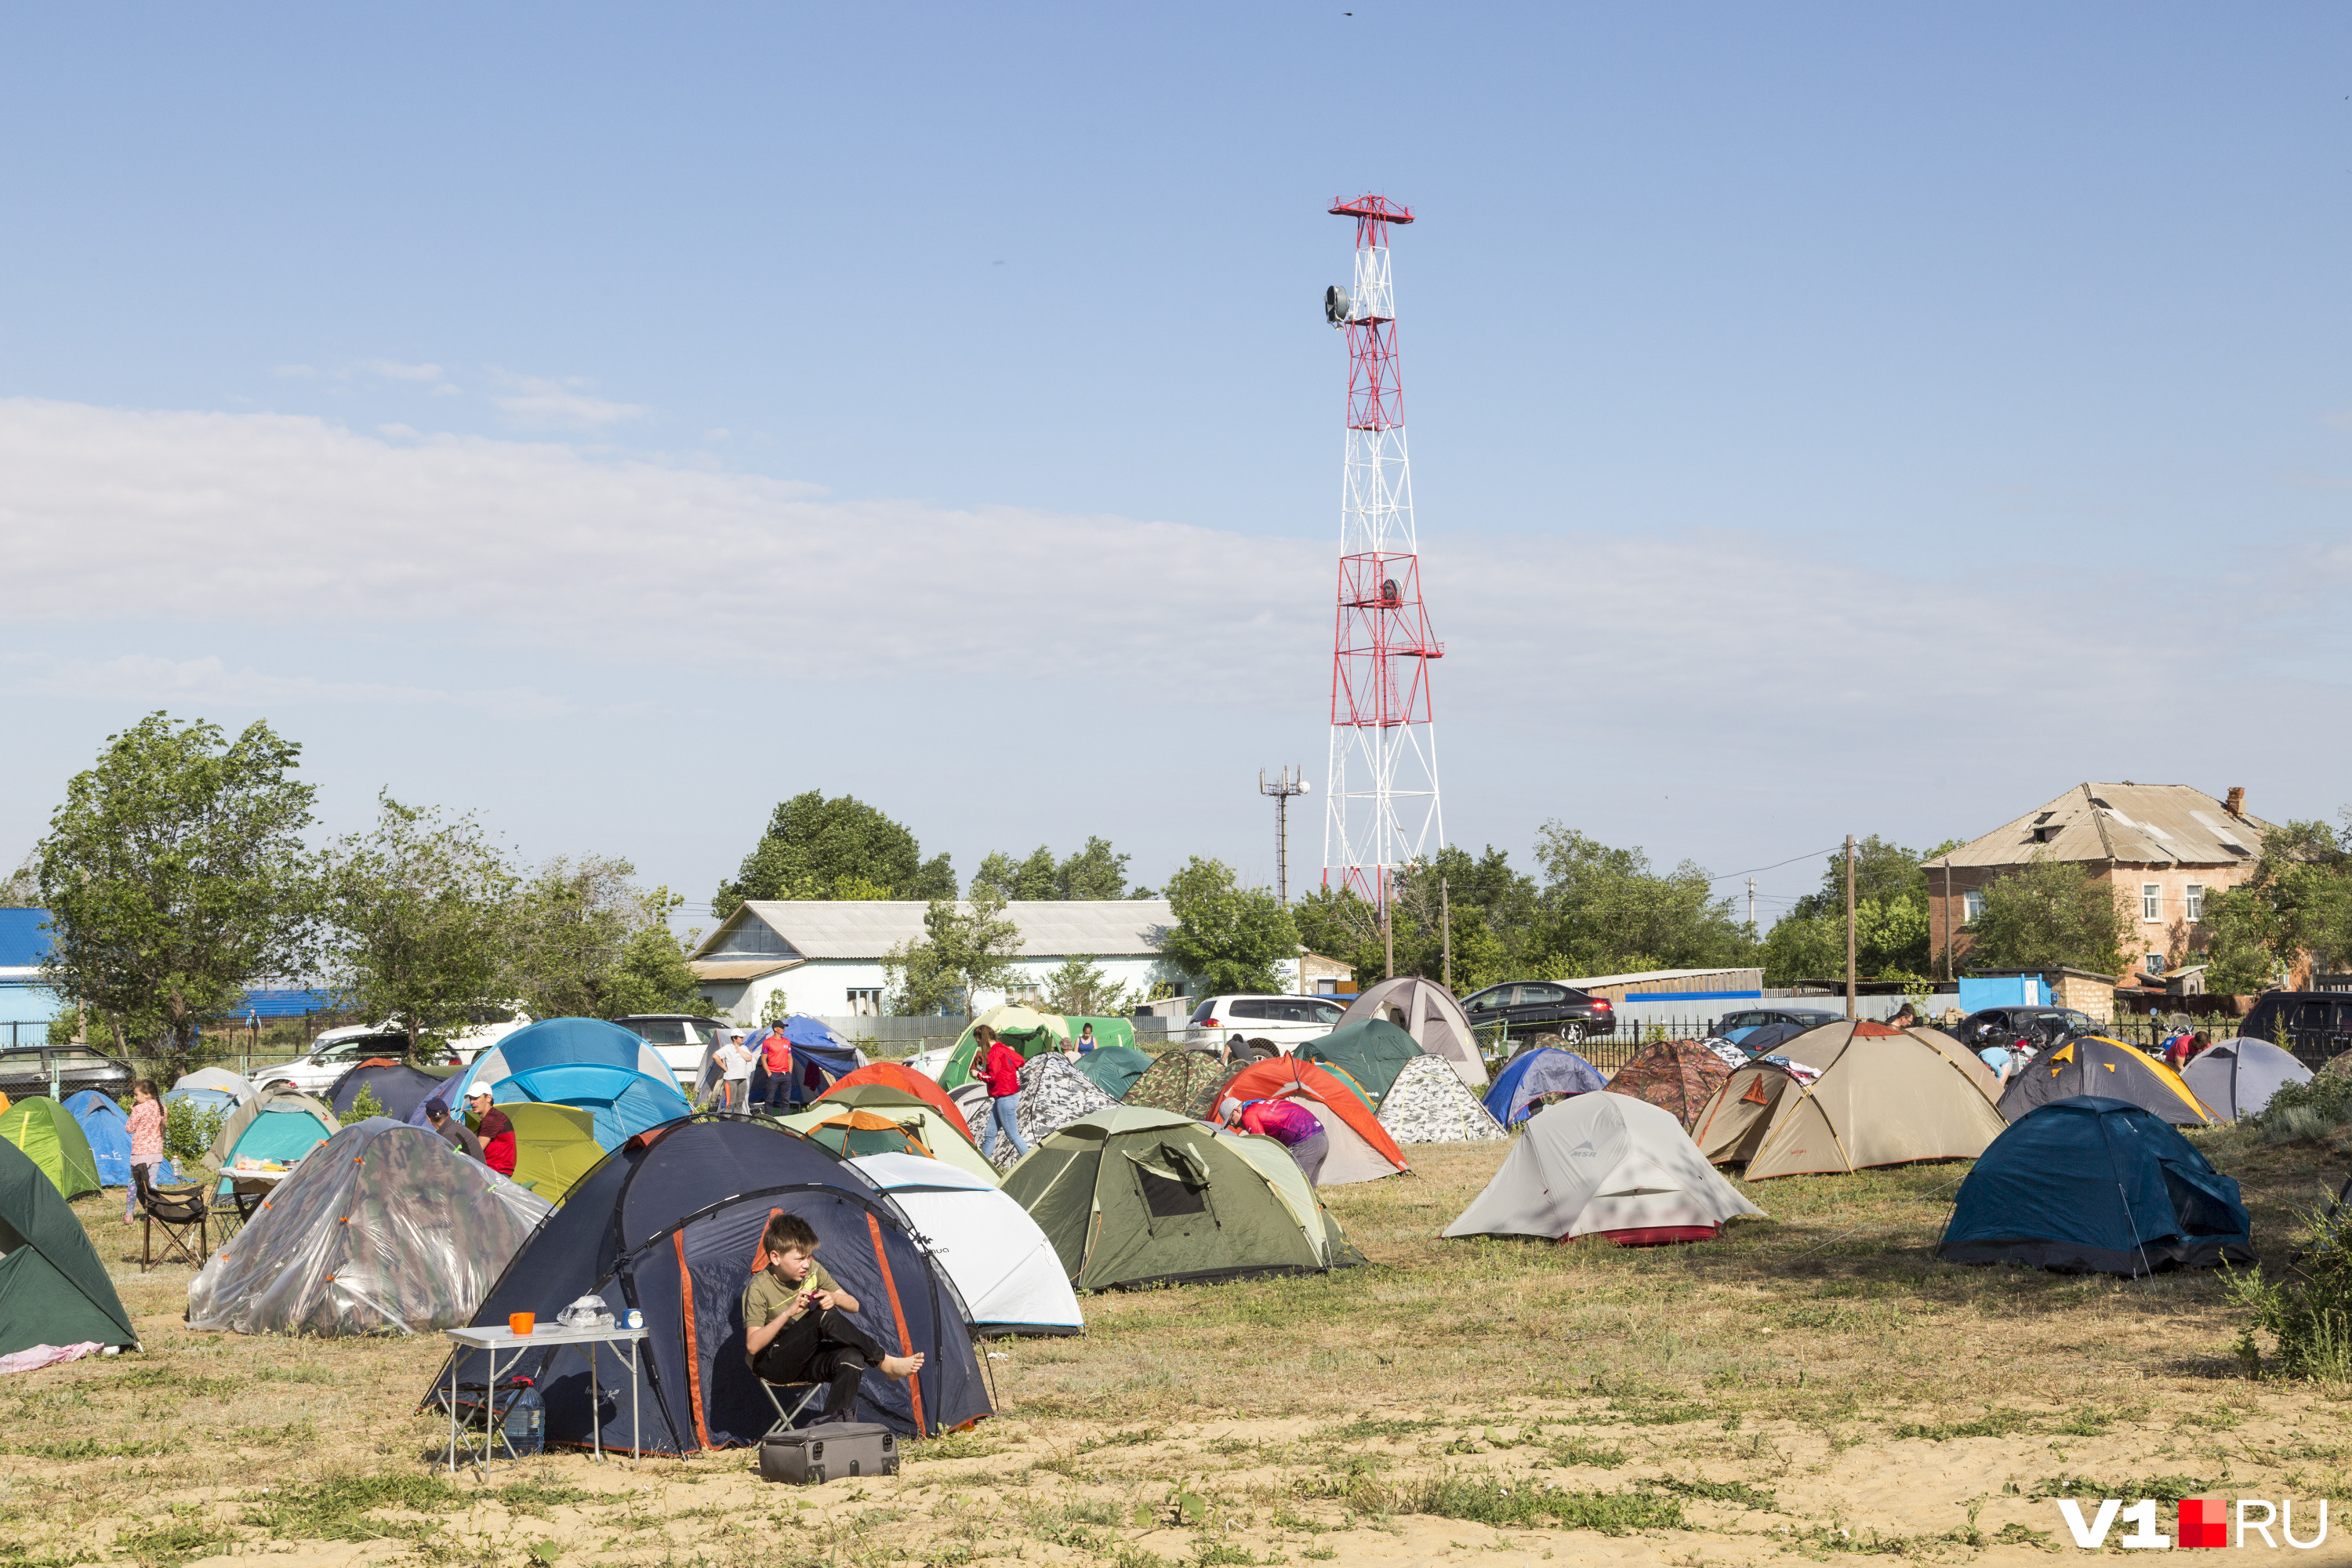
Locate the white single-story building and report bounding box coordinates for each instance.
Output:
[688,900,1185,1022]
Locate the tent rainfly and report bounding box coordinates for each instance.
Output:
[1996,1036,2212,1127]
[1123,1051,1247,1120]
[1375,1055,1508,1143]
[326,1062,452,1123]
[1446,1093,1764,1245]
[1297,1019,1426,1108]
[203,1085,339,1186]
[1483,1047,1606,1127]
[1338,976,1488,1086]
[1603,1039,1736,1131]
[850,1152,1082,1334]
[2180,1037,2312,1121]
[0,1136,138,1356]
[65,1091,163,1189]
[818,1062,971,1131]
[1068,1044,1154,1099]
[0,1097,104,1201]
[171,1067,260,1104]
[1691,1022,2009,1179]
[1214,1058,1411,1183]
[429,1017,695,1146]
[502,1102,608,1203]
[938,1006,1069,1090]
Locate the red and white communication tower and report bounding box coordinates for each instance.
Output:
[1321,193,1443,908]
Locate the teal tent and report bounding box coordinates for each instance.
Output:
[1297,1019,1425,1108]
[1070,1045,1152,1098]
[0,1136,138,1356]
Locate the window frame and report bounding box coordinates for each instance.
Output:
[1962,890,1985,924]
[2184,884,2205,922]
[2142,884,2162,922]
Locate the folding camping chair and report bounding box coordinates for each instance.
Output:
[757,1377,825,1437]
[134,1164,210,1272]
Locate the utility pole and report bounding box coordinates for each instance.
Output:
[1382,898,1395,981]
[1942,862,1953,982]
[1747,877,1755,930]
[1844,834,1857,1021]
[1441,877,1452,991]
[1259,767,1309,906]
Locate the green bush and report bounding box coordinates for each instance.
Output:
[162,1098,228,1168]
[2240,1073,2352,1145]
[337,1085,384,1127]
[2226,1196,2352,1381]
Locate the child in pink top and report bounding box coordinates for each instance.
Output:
[124,1080,163,1223]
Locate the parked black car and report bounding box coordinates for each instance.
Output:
[1460,980,1615,1041]
[1955,1006,2101,1051]
[2238,990,2352,1073]
[0,1044,136,1104]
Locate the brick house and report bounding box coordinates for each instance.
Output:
[1921,783,2277,982]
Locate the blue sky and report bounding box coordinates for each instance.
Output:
[3,5,2349,927]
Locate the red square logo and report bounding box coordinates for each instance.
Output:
[2178,1497,2228,1548]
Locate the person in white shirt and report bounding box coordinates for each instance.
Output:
[717,1032,757,1109]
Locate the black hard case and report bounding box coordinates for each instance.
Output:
[758,1421,900,1484]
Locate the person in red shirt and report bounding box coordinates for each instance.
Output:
[466,1086,519,1178]
[757,1025,795,1110]
[977,1025,1030,1162]
[1224,1095,1330,1186]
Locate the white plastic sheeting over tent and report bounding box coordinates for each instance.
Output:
[1443,1093,1763,1244]
[850,1152,1082,1335]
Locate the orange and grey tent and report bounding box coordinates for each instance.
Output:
[1690,1020,2008,1180]
[819,1062,971,1131]
[1215,1058,1410,1184]
[1996,1035,2213,1127]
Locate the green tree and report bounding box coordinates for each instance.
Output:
[37,713,318,1080]
[320,794,516,1062]
[713,791,954,917]
[0,853,36,906]
[1963,856,2132,975]
[971,837,1134,902]
[1040,954,1131,1015]
[881,889,1025,1015]
[1162,858,1298,996]
[1530,824,1752,977]
[2201,816,2352,993]
[505,855,706,1020]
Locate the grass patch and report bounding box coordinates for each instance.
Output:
[245,1471,459,1541]
[1542,1436,1627,1468]
[1313,1416,1437,1442]
[1078,1425,1167,1451]
[1887,1408,2034,1441]
[116,1512,236,1568]
[4,1436,182,1461]
[491,1479,600,1514]
[2031,1472,2208,1500]
[1385,1474,1685,1534]
[908,1428,1002,1461]
[1646,1475,1776,1510]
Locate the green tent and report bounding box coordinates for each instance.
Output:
[503,1102,606,1204]
[0,1098,103,1202]
[1069,1045,1153,1099]
[1064,1017,1138,1054]
[782,1102,1000,1185]
[1000,1105,1363,1290]
[1298,1020,1425,1109]
[1124,1051,1247,1119]
[938,1006,1070,1090]
[0,1134,138,1356]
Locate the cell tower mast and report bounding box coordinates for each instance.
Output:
[1322,193,1443,909]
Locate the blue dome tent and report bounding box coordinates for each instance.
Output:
[1483,1046,1606,1127]
[64,1091,178,1188]
[1939,1096,2252,1276]
[410,1018,691,1149]
[746,1017,866,1109]
[428,1116,989,1450]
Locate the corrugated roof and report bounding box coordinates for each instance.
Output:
[1922,783,2275,871]
[688,957,804,982]
[0,909,53,970]
[691,900,1176,962]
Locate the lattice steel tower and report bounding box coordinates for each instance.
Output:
[1321,193,1443,907]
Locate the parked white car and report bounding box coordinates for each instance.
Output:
[610,1014,733,1087]
[259,1007,533,1094]
[1186,994,1347,1051]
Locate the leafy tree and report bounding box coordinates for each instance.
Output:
[972,847,1058,902]
[971,837,1134,902]
[37,713,318,1080]
[1759,835,1957,984]
[1162,858,1298,996]
[2200,816,2352,993]
[0,853,36,906]
[1040,954,1131,1016]
[1291,846,1535,992]
[881,889,1024,1015]
[1962,856,2132,975]
[338,1083,387,1127]
[320,794,517,1062]
[713,791,954,917]
[505,855,705,1020]
[1531,824,1751,977]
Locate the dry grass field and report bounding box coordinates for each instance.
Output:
[6,1125,2350,1567]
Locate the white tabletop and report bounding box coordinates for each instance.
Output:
[445,1323,651,1350]
[226,1168,290,1184]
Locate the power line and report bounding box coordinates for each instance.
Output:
[1708,844,1842,884]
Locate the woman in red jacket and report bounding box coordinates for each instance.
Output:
[977,1025,1030,1162]
[466,1086,519,1178]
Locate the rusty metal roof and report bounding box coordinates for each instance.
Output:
[1922,783,2275,871]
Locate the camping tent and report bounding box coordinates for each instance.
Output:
[432,1115,991,1446]
[1214,1057,1410,1183]
[1445,1094,1765,1245]
[1996,1036,2212,1127]
[186,1119,551,1334]
[326,1062,452,1123]
[748,1017,866,1108]
[964,1054,1120,1171]
[0,1098,103,1201]
[1120,1050,1239,1118]
[64,1090,164,1188]
[430,1018,694,1145]
[503,1102,608,1203]
[1483,1046,1606,1127]
[1064,1016,1138,1054]
[850,1152,1082,1334]
[172,1067,260,1104]
[1691,1022,2009,1179]
[2181,1037,2312,1121]
[1375,1055,1508,1143]
[1603,1040,1736,1131]
[1002,1106,1363,1289]
[785,1105,942,1160]
[797,1102,999,1185]
[1939,1097,2252,1275]
[938,1006,1070,1090]
[1337,977,1488,1086]
[0,1135,138,1357]
[1069,1045,1153,1099]
[204,1085,340,1186]
[1298,1019,1426,1107]
[819,1062,970,1128]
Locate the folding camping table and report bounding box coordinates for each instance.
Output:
[439,1323,648,1474]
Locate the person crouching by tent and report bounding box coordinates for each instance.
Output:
[744,1211,925,1424]
[2165,1031,2210,1071]
[424,1099,483,1161]
[1222,1095,1329,1186]
[123,1078,162,1224]
[466,1087,518,1178]
[978,1026,1029,1162]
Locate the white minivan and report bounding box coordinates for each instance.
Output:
[1186,994,1348,1051]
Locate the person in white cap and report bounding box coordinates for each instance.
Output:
[466,1084,518,1178]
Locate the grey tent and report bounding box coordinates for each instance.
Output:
[1338,976,1487,1086]
[2182,1037,2313,1120]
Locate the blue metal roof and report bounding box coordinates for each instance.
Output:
[0,909,55,968]
[242,989,336,1017]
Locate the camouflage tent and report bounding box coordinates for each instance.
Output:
[1123,1051,1245,1120]
[1603,1040,1736,1131]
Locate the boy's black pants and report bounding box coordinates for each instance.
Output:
[751,1307,884,1422]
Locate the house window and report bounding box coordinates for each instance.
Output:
[2185,884,2205,921]
[1962,891,1985,924]
[1005,980,1044,1005]
[2147,953,2166,976]
[2142,884,2162,922]
[845,989,883,1017]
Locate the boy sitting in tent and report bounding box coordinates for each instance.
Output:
[742,1212,924,1424]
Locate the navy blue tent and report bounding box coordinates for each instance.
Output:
[1483,1046,1606,1127]
[747,1018,865,1109]
[1938,1096,2252,1276]
[327,1062,452,1123]
[430,1116,988,1451]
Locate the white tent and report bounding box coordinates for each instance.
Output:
[1443,1093,1763,1244]
[851,1152,1083,1335]
[1377,1054,1508,1143]
[1339,977,1487,1087]
[172,1066,261,1104]
[2183,1037,2313,1120]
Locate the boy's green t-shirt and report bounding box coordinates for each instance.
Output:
[742,1258,842,1355]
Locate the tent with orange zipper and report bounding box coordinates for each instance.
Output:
[1690,1020,2008,1180]
[818,1062,970,1129]
[1213,1057,1410,1184]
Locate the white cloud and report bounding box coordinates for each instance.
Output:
[487,372,647,430]
[26,654,568,717]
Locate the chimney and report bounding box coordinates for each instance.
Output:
[2225,786,2246,818]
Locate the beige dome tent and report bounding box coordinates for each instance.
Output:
[1444,1093,1762,1244]
[1691,1021,2008,1180]
[1338,977,1486,1086]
